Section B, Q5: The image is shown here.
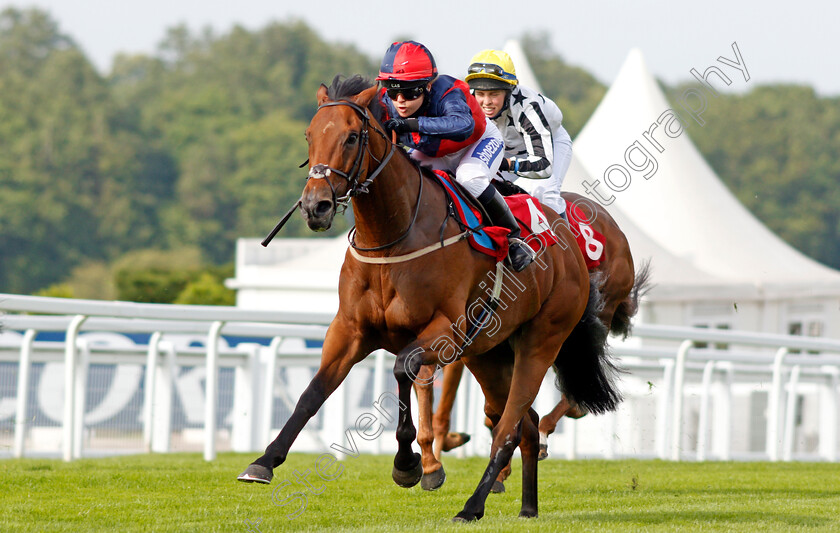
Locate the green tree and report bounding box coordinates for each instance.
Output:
[667,83,840,269]
[0,12,373,294]
[109,19,370,263]
[0,8,175,293]
[174,271,235,306]
[34,283,74,298]
[112,248,202,303]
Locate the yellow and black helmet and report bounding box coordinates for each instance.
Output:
[465,49,518,91]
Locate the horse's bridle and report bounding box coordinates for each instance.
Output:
[306,99,425,252]
[306,100,397,210]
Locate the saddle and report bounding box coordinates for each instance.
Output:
[428,170,562,261]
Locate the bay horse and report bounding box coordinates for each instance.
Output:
[413,191,650,491]
[237,75,622,521]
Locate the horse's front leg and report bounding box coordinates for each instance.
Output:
[483,409,512,494]
[413,365,446,490]
[392,317,452,488]
[455,344,558,521]
[238,318,371,483]
[433,360,470,457]
[519,407,541,518]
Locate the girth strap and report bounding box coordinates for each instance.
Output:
[348,231,469,264]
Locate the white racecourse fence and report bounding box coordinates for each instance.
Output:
[2,293,840,463]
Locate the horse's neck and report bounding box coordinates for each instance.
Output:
[351,147,425,249]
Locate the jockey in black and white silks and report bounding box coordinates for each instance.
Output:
[466,49,573,218]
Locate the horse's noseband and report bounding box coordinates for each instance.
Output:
[308,164,333,180]
[305,100,395,211]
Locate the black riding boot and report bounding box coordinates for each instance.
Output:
[477,186,535,272]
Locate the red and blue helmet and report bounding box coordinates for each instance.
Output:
[377,41,438,88]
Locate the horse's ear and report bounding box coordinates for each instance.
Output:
[353,85,380,108]
[317,84,329,105]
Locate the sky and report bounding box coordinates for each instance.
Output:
[2,0,839,96]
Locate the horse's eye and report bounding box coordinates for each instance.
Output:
[347,132,359,145]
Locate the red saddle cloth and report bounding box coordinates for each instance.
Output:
[502,195,606,270]
[504,194,563,252]
[565,202,606,270]
[431,171,604,268]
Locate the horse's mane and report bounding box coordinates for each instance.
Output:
[326,74,386,123]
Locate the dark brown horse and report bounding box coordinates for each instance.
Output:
[414,191,651,491]
[237,76,621,521]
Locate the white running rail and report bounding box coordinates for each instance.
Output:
[2,294,839,463]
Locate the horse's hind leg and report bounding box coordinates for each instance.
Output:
[537,395,587,460]
[485,403,538,495]
[478,410,511,493]
[414,365,446,491]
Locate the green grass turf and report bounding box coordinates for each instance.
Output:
[2,453,840,532]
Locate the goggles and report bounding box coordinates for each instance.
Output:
[467,62,517,81]
[385,85,426,101]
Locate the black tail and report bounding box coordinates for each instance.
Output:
[610,259,653,339]
[552,273,622,415]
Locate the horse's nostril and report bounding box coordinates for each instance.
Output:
[314,200,333,217]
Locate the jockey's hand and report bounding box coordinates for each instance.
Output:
[383,118,419,134]
[499,157,512,171]
[492,178,527,196]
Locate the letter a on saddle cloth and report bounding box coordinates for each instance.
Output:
[431,170,605,269]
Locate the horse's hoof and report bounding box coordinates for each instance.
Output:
[442,432,471,452]
[490,480,506,494]
[452,512,480,522]
[420,466,446,491]
[538,443,549,461]
[392,453,423,488]
[519,509,538,519]
[237,464,273,484]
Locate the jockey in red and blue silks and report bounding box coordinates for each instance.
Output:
[376,40,535,272]
[378,76,486,158]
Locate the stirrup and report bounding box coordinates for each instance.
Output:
[506,237,536,272]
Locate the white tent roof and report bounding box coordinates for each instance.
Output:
[565,48,840,295]
[565,156,760,301]
[503,40,542,91]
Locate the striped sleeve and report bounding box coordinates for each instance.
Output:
[513,101,554,179]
